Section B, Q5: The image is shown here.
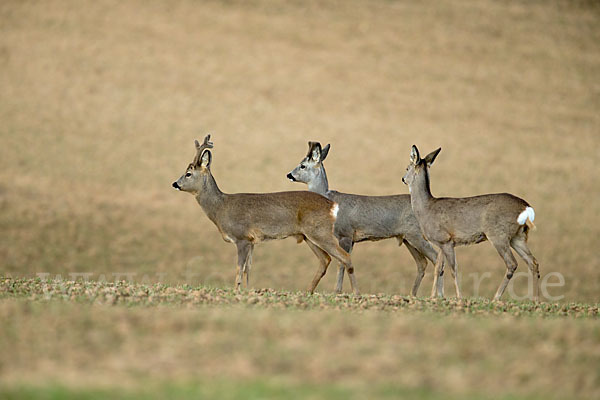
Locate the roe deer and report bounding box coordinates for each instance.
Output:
[402,145,540,301]
[172,135,357,294]
[287,141,443,296]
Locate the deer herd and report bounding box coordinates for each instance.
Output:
[173,135,540,301]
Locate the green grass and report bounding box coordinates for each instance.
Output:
[0,380,553,400]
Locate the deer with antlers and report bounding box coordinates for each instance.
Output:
[172,135,357,294]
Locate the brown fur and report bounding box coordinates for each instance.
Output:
[403,145,540,301]
[173,135,356,294]
[288,141,443,297]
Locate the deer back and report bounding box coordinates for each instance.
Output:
[214,191,338,243]
[403,145,533,246]
[327,191,420,242]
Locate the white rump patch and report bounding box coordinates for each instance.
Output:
[517,206,535,225]
[331,203,339,219]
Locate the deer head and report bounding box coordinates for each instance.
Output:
[402,145,441,189]
[172,134,214,195]
[287,141,330,184]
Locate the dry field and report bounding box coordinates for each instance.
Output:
[1,0,599,398]
[0,278,598,399]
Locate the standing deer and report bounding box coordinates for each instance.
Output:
[172,135,357,294]
[402,145,540,301]
[287,141,443,297]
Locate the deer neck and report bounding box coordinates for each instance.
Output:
[410,168,435,214]
[307,165,330,196]
[195,173,225,221]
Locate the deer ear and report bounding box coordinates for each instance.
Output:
[423,147,441,167]
[195,139,201,150]
[199,149,212,168]
[410,145,421,165]
[310,142,322,162]
[320,144,330,162]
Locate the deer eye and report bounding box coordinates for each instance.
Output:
[300,164,306,169]
[185,172,192,178]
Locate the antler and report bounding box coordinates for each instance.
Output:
[195,134,214,153]
[193,134,214,164]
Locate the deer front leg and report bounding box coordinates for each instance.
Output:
[334,237,354,293]
[441,243,461,299]
[242,244,254,289]
[235,241,252,292]
[431,247,445,298]
[435,261,445,298]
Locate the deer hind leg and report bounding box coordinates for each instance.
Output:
[307,233,358,295]
[304,239,332,294]
[441,243,461,299]
[511,236,540,302]
[334,237,354,294]
[242,244,254,289]
[235,241,252,292]
[431,247,445,298]
[491,238,518,301]
[406,235,444,297]
[404,240,428,297]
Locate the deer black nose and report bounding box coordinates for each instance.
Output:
[172,182,180,189]
[402,177,406,184]
[287,173,296,182]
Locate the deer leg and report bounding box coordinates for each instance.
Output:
[441,243,461,299]
[404,240,427,296]
[304,239,332,294]
[331,240,358,295]
[431,247,445,298]
[491,239,518,301]
[308,233,358,295]
[345,264,359,295]
[242,244,254,289]
[435,258,445,299]
[334,237,354,294]
[235,241,252,292]
[408,236,445,298]
[511,237,540,302]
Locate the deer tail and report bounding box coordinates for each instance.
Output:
[517,206,536,231]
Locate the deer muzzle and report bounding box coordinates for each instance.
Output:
[172,181,181,190]
[286,173,296,182]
